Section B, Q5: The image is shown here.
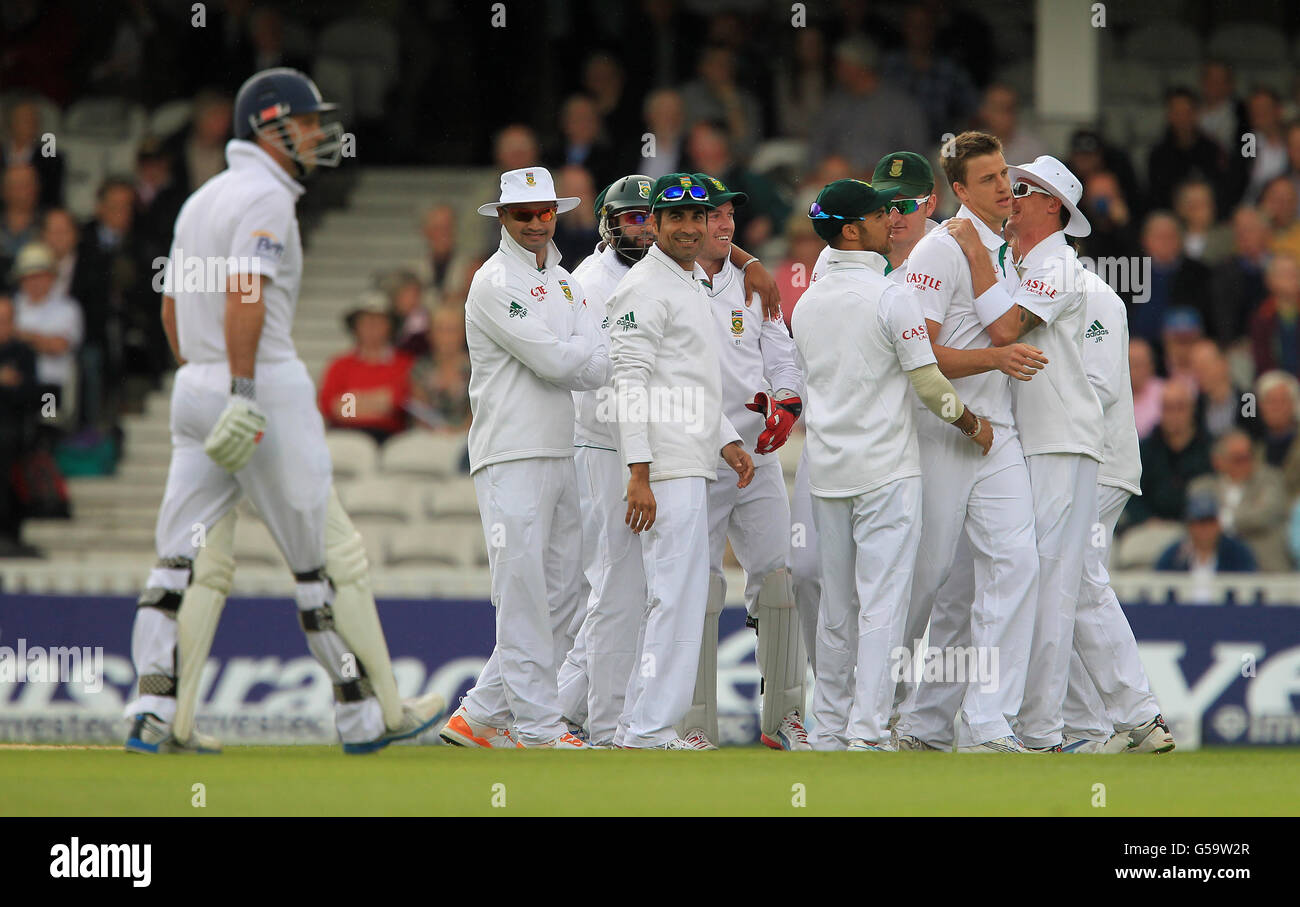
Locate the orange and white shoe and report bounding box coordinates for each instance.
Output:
[526,731,589,749]
[438,705,523,749]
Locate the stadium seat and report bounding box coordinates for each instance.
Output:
[1122,22,1202,64]
[1208,23,1287,65]
[148,99,192,141]
[339,477,416,523]
[63,97,147,142]
[58,135,110,220]
[326,429,380,480]
[386,520,482,567]
[1114,521,1185,569]
[314,17,400,124]
[424,477,480,518]
[379,430,467,478]
[348,519,391,567]
[1101,60,1165,104]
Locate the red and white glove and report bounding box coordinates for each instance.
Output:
[745,388,802,454]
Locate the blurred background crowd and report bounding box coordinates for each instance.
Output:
[3,0,1300,572]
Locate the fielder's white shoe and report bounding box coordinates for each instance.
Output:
[848,738,897,751]
[896,734,943,751]
[124,713,222,755]
[957,735,1028,754]
[1061,735,1108,754]
[761,709,812,751]
[439,704,523,749]
[682,728,718,750]
[1107,714,1176,754]
[344,691,449,754]
[527,731,589,749]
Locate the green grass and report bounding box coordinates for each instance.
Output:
[2,746,1297,816]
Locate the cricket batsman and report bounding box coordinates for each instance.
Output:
[123,68,444,755]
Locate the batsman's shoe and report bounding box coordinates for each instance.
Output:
[896,734,943,751]
[1061,735,1108,754]
[343,691,448,755]
[683,728,718,750]
[438,704,523,749]
[527,731,589,749]
[1024,743,1063,753]
[125,713,222,755]
[957,735,1028,754]
[761,709,812,751]
[563,719,590,743]
[1116,714,1176,754]
[848,738,897,751]
[657,738,693,750]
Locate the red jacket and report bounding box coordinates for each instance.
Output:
[319,349,413,437]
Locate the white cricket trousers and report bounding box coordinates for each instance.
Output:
[617,476,710,748]
[790,445,824,667]
[464,456,584,745]
[707,460,791,607]
[894,420,1038,747]
[1015,453,1101,748]
[809,477,923,749]
[1063,483,1161,738]
[555,446,645,745]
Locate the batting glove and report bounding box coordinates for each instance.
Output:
[204,384,267,473]
[745,388,802,454]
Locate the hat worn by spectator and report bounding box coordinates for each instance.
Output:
[872,151,934,198]
[1164,306,1204,336]
[694,173,748,207]
[1186,489,1219,521]
[344,290,392,333]
[649,173,717,211]
[476,167,580,216]
[807,178,898,242]
[1006,154,1092,237]
[11,242,56,280]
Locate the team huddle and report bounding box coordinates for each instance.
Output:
[120,68,1174,755]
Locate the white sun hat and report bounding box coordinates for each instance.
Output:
[1006,155,1092,238]
[476,167,581,216]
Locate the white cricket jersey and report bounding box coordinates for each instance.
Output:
[168,140,304,367]
[1001,232,1104,461]
[465,228,608,474]
[904,206,1018,429]
[1080,268,1141,494]
[791,248,937,498]
[704,259,803,469]
[571,242,631,450]
[606,243,741,483]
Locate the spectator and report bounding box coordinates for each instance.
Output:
[1190,339,1249,439]
[1188,431,1290,571]
[249,7,309,73]
[1067,129,1143,224]
[40,209,78,299]
[10,242,82,421]
[635,88,688,180]
[1127,212,1212,353]
[974,83,1049,168]
[1130,337,1165,439]
[680,44,763,163]
[1236,87,1288,205]
[1,164,43,281]
[1162,308,1205,390]
[132,138,187,268]
[1211,206,1272,345]
[166,90,233,193]
[1249,254,1300,380]
[1077,170,1137,262]
[1147,87,1231,216]
[552,165,600,268]
[318,292,413,444]
[1253,370,1300,497]
[1261,175,1300,262]
[378,269,431,359]
[546,95,619,192]
[1,97,62,209]
[1175,180,1233,266]
[408,305,472,433]
[804,37,928,175]
[686,122,789,250]
[1127,379,1213,525]
[1155,489,1258,574]
[775,214,824,327]
[583,52,636,144]
[0,295,39,556]
[773,27,830,139]
[414,204,477,305]
[1198,60,1244,154]
[796,153,854,219]
[493,124,542,173]
[880,6,979,143]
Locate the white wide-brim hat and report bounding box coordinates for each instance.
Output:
[1006,155,1091,238]
[477,167,581,216]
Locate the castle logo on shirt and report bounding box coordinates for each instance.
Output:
[558,279,574,302]
[907,271,942,291]
[1085,319,1108,342]
[901,324,928,341]
[1022,278,1058,299]
[615,312,637,331]
[508,301,528,318]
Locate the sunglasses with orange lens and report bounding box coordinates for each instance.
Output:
[506,206,558,223]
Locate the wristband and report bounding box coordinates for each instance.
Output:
[973,284,1015,329]
[960,414,981,438]
[231,376,256,400]
[740,257,760,273]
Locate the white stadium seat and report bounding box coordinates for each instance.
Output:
[339,477,417,523]
[424,477,480,518]
[326,430,380,480]
[386,521,482,567]
[148,99,192,141]
[379,430,467,478]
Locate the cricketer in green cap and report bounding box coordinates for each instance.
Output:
[649,173,717,211]
[808,178,898,253]
[650,172,715,267]
[871,151,938,272]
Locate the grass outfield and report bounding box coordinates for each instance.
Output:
[2,746,1298,816]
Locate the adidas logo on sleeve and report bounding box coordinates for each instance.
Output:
[1084,319,1108,341]
[615,312,637,331]
[509,301,528,319]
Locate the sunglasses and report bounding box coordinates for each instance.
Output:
[617,211,650,225]
[506,206,557,223]
[1011,181,1054,200]
[808,202,867,222]
[887,197,928,215]
[658,185,709,202]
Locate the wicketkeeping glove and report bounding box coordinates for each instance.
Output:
[745,388,802,454]
[204,395,267,472]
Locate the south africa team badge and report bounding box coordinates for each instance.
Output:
[559,279,574,302]
[731,309,744,338]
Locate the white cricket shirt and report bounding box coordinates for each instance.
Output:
[1080,268,1141,494]
[571,242,630,450]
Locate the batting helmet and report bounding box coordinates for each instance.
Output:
[233,68,342,175]
[596,174,654,264]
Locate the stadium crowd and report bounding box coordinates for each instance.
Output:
[3,0,1300,570]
